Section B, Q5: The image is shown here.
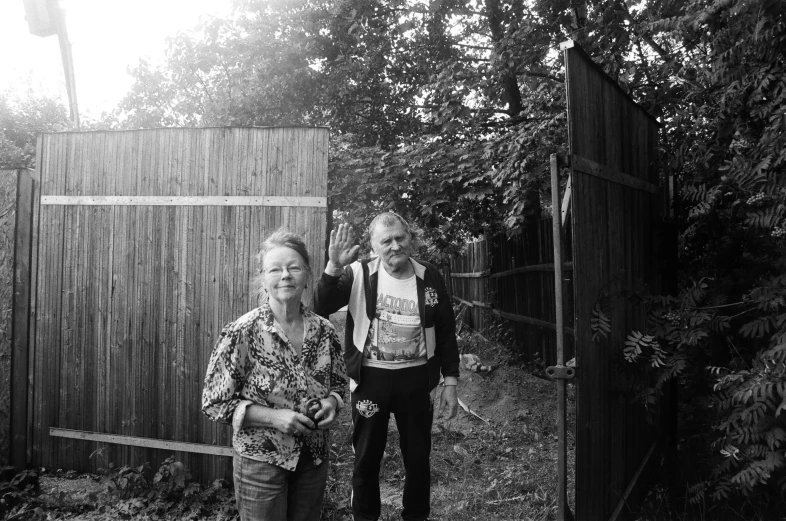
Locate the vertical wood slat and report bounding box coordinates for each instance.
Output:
[11,170,35,471]
[31,127,327,481]
[0,169,33,469]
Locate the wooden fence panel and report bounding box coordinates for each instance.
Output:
[564,41,664,521]
[1,169,35,469]
[30,127,329,482]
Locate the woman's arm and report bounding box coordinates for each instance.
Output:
[242,404,315,436]
[202,328,247,424]
[315,327,349,429]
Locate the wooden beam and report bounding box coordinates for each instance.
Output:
[607,442,658,521]
[452,295,474,307]
[40,195,327,207]
[490,262,573,279]
[491,309,575,336]
[450,270,489,279]
[571,154,659,194]
[49,428,233,457]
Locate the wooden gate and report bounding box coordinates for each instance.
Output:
[561,41,666,520]
[27,127,328,481]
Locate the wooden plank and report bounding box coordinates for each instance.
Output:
[49,428,232,457]
[11,170,34,470]
[450,270,489,279]
[40,195,327,207]
[491,309,575,336]
[490,262,574,278]
[571,155,658,194]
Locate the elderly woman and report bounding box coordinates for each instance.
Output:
[202,230,348,521]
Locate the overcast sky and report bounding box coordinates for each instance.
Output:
[0,0,231,120]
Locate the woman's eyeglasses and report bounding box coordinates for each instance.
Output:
[264,266,305,277]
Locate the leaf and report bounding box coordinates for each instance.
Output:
[591,304,611,342]
[453,444,471,459]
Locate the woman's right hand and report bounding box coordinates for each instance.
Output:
[243,405,315,435]
[269,408,316,436]
[328,223,359,269]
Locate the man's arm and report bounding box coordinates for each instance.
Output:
[433,268,460,419]
[313,223,359,318]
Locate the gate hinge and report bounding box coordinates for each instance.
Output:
[546,365,576,380]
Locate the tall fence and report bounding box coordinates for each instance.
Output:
[22,127,328,482]
[449,40,670,521]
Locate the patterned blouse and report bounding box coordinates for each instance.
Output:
[201,299,348,471]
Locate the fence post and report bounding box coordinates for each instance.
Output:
[549,154,573,521]
[0,169,34,471]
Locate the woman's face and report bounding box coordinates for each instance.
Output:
[261,246,308,306]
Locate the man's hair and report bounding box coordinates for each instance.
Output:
[368,211,415,241]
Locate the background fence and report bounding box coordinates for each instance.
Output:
[448,217,574,367]
[23,127,328,482]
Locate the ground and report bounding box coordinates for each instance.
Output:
[2,311,576,521]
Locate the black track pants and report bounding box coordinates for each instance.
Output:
[350,364,433,521]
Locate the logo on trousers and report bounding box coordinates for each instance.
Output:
[356,400,380,418]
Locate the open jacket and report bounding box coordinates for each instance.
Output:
[314,256,460,391]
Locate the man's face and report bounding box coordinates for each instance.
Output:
[371,220,413,274]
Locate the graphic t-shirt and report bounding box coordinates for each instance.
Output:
[362,267,426,367]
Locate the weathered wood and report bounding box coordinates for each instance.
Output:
[489,262,574,279]
[450,270,489,278]
[40,195,327,206]
[565,40,663,521]
[31,127,328,481]
[50,428,233,457]
[571,155,658,194]
[0,171,17,467]
[491,309,575,336]
[550,154,570,520]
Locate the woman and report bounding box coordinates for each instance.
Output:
[202,230,348,521]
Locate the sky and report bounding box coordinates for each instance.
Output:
[0,0,232,121]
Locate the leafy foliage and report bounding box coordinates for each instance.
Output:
[0,89,70,169]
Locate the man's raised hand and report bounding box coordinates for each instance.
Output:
[328,223,360,269]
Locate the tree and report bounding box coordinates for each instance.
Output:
[0,88,70,169]
[112,0,573,252]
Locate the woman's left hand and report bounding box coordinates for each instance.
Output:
[313,396,338,430]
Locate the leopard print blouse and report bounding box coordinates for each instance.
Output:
[202,299,348,470]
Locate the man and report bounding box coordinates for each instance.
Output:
[314,212,460,521]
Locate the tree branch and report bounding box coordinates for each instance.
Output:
[621,1,671,60]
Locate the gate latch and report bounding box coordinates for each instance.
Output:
[545,365,575,380]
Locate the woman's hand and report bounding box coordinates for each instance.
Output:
[270,408,316,436]
[244,405,315,436]
[328,223,359,269]
[314,396,339,430]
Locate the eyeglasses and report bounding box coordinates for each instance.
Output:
[264,265,305,277]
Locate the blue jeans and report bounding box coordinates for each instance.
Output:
[233,450,328,521]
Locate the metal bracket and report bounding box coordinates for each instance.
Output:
[546,365,576,380]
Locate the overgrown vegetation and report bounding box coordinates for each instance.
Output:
[2,0,785,516]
